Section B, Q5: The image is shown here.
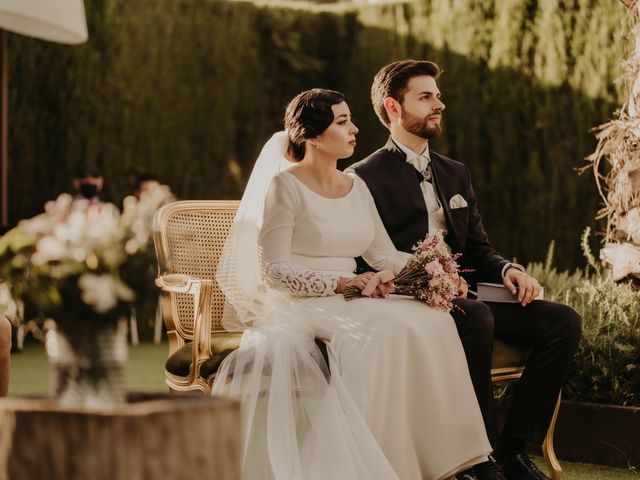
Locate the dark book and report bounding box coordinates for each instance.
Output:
[475,282,544,303]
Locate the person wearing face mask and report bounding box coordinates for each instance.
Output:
[73,164,104,206]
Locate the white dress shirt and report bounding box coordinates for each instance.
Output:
[392,138,448,237]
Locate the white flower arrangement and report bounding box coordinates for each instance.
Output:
[0,185,175,325]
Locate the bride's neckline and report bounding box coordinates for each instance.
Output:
[282,170,355,200]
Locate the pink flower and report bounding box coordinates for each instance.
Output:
[417,234,439,251]
[425,260,444,276]
[442,258,458,273]
[348,231,469,313]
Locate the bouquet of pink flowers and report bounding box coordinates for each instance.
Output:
[345,232,467,312]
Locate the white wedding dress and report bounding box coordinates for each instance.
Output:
[212,133,491,480]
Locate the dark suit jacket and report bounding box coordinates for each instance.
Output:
[349,137,509,287]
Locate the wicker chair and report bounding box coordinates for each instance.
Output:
[153,200,561,478]
[153,200,243,393]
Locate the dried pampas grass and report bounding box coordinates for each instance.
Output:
[584,2,640,279]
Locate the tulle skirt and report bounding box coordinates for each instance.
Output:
[212,293,491,480]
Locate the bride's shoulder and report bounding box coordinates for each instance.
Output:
[272,169,300,189]
[272,168,295,182]
[268,170,302,198]
[277,166,312,190]
[264,171,303,208]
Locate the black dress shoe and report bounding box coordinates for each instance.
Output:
[499,452,551,480]
[474,457,508,480]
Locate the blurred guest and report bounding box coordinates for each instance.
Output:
[130,172,175,344]
[73,164,104,206]
[135,173,161,200]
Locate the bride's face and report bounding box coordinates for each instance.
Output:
[314,102,359,160]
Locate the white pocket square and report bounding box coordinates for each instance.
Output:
[449,194,468,209]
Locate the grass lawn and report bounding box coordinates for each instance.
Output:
[7,341,639,479]
[9,340,168,396]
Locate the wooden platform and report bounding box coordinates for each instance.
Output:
[0,393,241,480]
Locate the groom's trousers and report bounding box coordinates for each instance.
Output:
[450,298,582,448]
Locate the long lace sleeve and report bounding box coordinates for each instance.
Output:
[262,261,338,296]
[359,178,412,275]
[259,175,339,296]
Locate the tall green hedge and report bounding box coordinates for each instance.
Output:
[8,0,629,269]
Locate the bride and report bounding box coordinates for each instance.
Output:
[212,88,491,479]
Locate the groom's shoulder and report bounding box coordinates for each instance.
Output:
[348,147,390,175]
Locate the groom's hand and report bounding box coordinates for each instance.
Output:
[503,268,542,306]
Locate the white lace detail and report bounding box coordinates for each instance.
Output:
[263,260,338,296]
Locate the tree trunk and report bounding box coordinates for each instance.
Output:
[0,393,241,480]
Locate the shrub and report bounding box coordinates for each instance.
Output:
[525,231,640,406]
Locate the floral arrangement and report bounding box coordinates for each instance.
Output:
[345,232,466,312]
[0,185,174,328]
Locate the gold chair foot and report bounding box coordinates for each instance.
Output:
[542,392,563,479]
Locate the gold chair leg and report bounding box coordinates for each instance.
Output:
[542,391,562,480]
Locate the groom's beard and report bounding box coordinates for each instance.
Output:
[401,110,442,139]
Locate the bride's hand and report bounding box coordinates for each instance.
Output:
[336,272,376,294]
[362,270,395,298]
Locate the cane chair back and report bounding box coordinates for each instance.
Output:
[154,201,239,356]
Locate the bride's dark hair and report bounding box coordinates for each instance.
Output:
[284,88,345,161]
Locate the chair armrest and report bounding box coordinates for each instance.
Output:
[156,273,217,382]
[156,273,204,294]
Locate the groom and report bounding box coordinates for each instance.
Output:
[347,60,582,480]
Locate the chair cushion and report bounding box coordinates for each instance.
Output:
[165,332,243,378]
[166,334,330,380]
[491,339,531,370]
[169,334,529,381]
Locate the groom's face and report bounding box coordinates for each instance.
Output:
[398,75,445,139]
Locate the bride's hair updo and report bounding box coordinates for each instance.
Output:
[284,88,345,161]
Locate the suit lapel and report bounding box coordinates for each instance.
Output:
[382,138,429,218]
[430,151,466,249]
[429,152,453,226]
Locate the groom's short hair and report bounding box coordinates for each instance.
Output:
[371,60,440,128]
